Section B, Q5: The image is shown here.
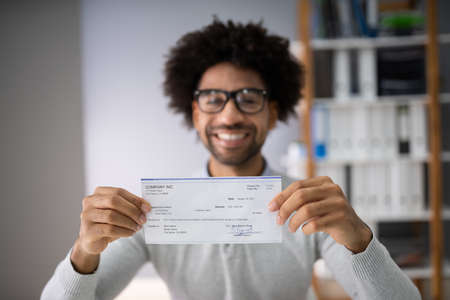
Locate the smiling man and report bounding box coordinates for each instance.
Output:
[42,19,420,300]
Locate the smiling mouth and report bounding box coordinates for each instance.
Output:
[216,133,247,140]
[212,132,250,148]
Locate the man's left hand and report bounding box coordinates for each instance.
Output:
[268,176,372,254]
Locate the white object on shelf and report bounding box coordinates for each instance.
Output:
[409,101,428,159]
[352,105,371,160]
[391,160,410,214]
[358,48,377,100]
[358,209,450,222]
[370,105,384,159]
[289,33,450,51]
[382,104,398,159]
[333,49,351,101]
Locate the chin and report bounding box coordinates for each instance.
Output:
[212,148,260,167]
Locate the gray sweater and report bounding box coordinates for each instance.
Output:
[41,166,421,300]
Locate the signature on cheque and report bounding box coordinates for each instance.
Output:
[230,224,258,236]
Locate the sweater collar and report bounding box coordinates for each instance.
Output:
[201,158,272,177]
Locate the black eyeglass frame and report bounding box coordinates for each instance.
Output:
[193,88,268,114]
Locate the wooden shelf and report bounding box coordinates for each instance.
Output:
[359,209,450,222]
[315,156,428,166]
[313,93,450,107]
[314,153,450,165]
[291,33,450,51]
[403,260,450,279]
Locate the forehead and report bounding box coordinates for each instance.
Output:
[197,62,265,91]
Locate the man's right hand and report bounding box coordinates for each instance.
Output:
[70,186,151,274]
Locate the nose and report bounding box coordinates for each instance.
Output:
[216,98,245,125]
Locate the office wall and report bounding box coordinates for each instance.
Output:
[0,1,84,299]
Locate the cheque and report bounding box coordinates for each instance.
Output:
[141,176,282,244]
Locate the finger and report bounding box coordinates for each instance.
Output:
[88,193,148,225]
[90,223,136,239]
[94,186,151,213]
[287,198,338,232]
[277,185,332,224]
[268,176,329,212]
[118,188,152,212]
[84,209,141,232]
[301,212,342,235]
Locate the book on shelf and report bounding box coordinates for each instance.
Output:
[311,0,378,39]
[377,46,426,96]
[309,45,426,101]
[310,0,426,39]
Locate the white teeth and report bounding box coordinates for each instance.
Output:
[217,133,246,141]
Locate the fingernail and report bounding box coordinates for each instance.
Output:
[141,203,151,213]
[268,201,277,211]
[277,215,282,225]
[137,225,142,231]
[139,214,146,224]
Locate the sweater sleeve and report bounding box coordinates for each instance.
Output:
[41,230,149,300]
[317,232,421,300]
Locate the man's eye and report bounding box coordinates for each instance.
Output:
[241,99,258,105]
[206,98,224,105]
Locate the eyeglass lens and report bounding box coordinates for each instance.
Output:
[197,90,264,113]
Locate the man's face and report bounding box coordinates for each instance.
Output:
[192,62,278,166]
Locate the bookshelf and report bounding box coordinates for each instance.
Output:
[295,0,445,299]
[292,33,450,50]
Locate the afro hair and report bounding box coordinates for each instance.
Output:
[163,18,304,128]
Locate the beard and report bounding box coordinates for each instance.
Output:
[204,123,264,166]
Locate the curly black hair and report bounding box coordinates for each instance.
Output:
[163,18,304,128]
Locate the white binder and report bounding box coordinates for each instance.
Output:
[410,102,428,159]
[333,49,351,101]
[358,48,377,101]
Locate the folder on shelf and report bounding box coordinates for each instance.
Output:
[327,106,338,161]
[382,163,393,213]
[366,163,379,216]
[352,105,371,160]
[409,102,428,159]
[397,105,411,155]
[333,49,351,101]
[382,104,397,159]
[370,105,384,159]
[312,105,329,160]
[358,48,377,100]
[410,162,425,213]
[351,164,366,216]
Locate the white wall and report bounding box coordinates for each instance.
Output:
[81,0,299,197]
[0,1,84,298]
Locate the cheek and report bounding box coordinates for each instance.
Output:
[253,115,271,139]
[196,118,211,140]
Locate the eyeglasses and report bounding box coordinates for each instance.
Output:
[194,88,268,114]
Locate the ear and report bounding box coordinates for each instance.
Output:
[268,101,278,130]
[192,100,200,130]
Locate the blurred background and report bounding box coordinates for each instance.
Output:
[0,0,449,299]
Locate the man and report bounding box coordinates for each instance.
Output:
[42,19,420,299]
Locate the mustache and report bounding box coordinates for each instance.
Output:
[206,123,255,135]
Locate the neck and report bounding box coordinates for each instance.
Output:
[208,153,265,177]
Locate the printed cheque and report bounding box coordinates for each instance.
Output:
[141,176,282,244]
